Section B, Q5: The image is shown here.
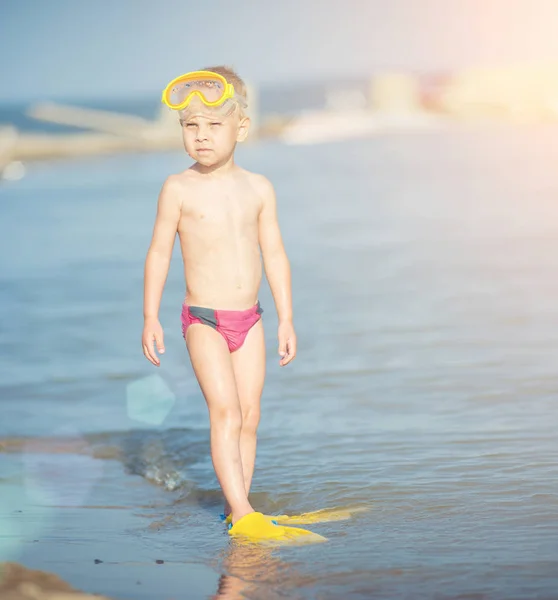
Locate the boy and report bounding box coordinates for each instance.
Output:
[141,66,323,542]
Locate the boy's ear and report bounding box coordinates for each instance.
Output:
[236,116,251,142]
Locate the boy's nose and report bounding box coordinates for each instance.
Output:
[196,129,209,141]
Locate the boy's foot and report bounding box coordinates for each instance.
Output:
[228,512,326,544]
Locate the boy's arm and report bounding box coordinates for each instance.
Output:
[142,177,182,365]
[257,177,296,366]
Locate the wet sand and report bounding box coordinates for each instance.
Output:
[0,562,111,599]
[0,450,220,600]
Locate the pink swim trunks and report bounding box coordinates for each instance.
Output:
[181,301,263,353]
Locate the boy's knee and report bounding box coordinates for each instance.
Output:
[241,407,260,434]
[211,405,243,432]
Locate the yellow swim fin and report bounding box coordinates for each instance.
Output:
[228,512,327,545]
[223,505,368,527]
[273,506,369,525]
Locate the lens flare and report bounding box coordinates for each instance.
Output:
[126,374,176,426]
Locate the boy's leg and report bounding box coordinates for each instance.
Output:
[186,325,254,523]
[230,319,266,506]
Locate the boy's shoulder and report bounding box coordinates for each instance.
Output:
[162,169,198,189]
[159,169,199,199]
[156,170,198,213]
[159,168,275,203]
[240,168,274,198]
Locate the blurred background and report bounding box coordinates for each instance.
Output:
[1,1,558,599]
[2,0,558,169]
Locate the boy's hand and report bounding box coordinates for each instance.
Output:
[278,320,297,366]
[142,317,165,366]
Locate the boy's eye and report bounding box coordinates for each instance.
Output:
[210,122,222,126]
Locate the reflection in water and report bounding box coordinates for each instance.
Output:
[211,541,306,600]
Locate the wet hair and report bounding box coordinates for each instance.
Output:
[202,65,248,101]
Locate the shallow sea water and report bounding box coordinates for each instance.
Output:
[1,125,558,599]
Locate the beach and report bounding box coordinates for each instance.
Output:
[2,127,558,599]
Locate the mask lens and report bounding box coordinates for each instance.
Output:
[180,97,245,120]
[169,77,226,107]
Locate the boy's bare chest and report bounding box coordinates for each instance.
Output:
[184,190,261,228]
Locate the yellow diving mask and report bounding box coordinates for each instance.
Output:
[161,70,247,117]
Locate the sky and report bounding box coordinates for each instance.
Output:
[1,0,558,102]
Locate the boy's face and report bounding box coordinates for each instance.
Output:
[180,107,249,167]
